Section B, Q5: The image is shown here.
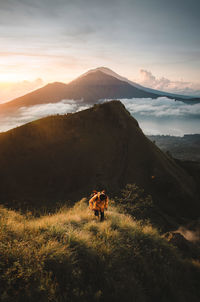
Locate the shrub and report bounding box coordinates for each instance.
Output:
[115,184,178,231]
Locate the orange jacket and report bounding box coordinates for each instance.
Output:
[89,192,109,212]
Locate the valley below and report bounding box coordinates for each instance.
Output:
[148,134,200,162]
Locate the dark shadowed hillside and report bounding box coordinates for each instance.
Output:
[0,101,198,219]
[148,135,200,162]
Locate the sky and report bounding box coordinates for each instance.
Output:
[0,0,200,102]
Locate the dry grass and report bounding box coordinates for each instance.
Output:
[0,200,200,302]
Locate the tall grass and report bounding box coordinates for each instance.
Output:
[0,200,199,302]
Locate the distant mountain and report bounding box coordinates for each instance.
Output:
[85,67,199,100]
[0,68,199,114]
[0,101,198,220]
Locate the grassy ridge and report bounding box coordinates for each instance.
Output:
[0,200,200,302]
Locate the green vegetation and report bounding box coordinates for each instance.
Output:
[115,184,178,231]
[148,134,200,162]
[0,199,200,302]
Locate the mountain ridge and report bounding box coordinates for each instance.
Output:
[0,100,198,220]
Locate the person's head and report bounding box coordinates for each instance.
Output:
[100,193,106,201]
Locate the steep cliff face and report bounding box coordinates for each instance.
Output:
[0,101,198,218]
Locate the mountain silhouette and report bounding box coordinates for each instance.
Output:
[86,67,199,101]
[1,68,199,114]
[0,100,198,219]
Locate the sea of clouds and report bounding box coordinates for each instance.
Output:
[0,100,89,133]
[120,97,200,118]
[119,97,200,136]
[0,97,200,136]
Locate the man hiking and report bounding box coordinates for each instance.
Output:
[89,191,109,222]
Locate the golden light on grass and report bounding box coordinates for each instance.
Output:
[0,198,200,301]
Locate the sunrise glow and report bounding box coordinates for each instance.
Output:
[0,0,199,102]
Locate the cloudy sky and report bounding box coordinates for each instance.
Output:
[0,0,200,101]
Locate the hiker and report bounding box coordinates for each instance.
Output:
[89,191,109,221]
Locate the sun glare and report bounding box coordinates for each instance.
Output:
[0,73,31,83]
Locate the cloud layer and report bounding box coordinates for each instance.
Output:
[0,100,89,132]
[120,97,200,117]
[0,98,200,136]
[118,98,200,136]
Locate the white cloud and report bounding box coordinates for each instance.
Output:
[138,69,200,97]
[0,97,199,136]
[120,97,200,117]
[0,100,90,132]
[118,97,200,136]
